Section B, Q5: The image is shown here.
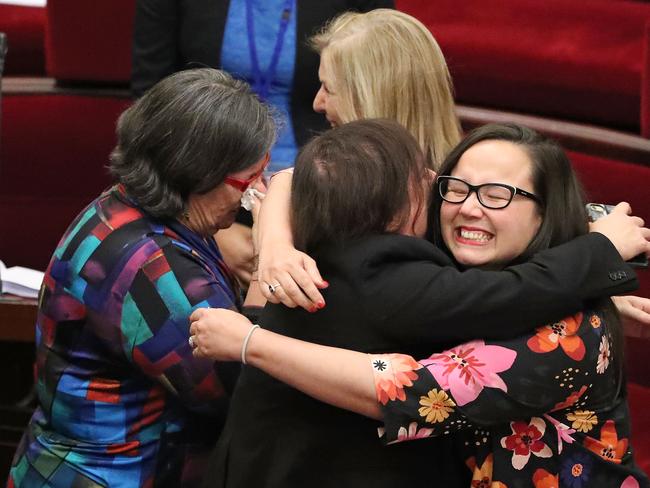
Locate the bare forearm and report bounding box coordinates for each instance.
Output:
[246,328,382,420]
[243,281,266,307]
[258,172,294,249]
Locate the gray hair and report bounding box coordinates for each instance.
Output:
[110,68,276,218]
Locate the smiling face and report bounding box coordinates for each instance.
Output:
[184,157,269,236]
[440,140,543,269]
[313,50,344,128]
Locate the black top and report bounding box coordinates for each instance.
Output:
[204,232,636,487]
[132,0,394,146]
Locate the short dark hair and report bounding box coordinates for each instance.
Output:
[429,123,588,265]
[110,68,276,218]
[291,119,429,252]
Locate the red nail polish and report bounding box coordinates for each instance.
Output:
[309,306,318,313]
[322,281,329,287]
[317,301,325,309]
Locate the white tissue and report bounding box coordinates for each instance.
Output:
[240,188,265,211]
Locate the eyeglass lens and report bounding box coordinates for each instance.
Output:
[440,178,514,209]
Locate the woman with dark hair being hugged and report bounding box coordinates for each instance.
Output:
[191,123,649,486]
[7,68,275,488]
[194,121,649,487]
[203,119,451,487]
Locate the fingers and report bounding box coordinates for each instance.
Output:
[263,264,327,311]
[261,285,282,304]
[626,296,650,316]
[188,313,215,358]
[249,190,265,223]
[192,341,208,358]
[250,197,262,225]
[610,203,645,227]
[251,177,267,194]
[615,296,650,339]
[303,256,328,289]
[258,246,328,311]
[612,202,632,215]
[278,273,316,310]
[641,226,650,243]
[261,270,303,309]
[189,307,208,322]
[289,256,327,306]
[263,280,299,308]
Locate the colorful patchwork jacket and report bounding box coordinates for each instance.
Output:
[8,186,239,488]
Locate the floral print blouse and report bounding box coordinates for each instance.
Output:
[371,307,649,488]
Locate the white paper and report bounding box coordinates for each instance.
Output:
[0,1,46,7]
[0,260,44,298]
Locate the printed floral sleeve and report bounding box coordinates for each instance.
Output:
[120,241,238,412]
[372,309,619,446]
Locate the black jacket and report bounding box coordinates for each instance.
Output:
[205,232,637,487]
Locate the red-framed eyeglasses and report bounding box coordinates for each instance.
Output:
[224,153,270,192]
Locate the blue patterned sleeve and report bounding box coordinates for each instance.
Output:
[120,240,238,412]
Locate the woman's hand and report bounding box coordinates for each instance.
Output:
[589,202,650,261]
[189,308,254,361]
[612,295,650,339]
[255,171,328,311]
[258,246,328,311]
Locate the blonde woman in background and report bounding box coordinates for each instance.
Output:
[256,9,462,308]
[310,9,461,168]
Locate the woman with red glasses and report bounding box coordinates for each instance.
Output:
[7,68,275,488]
[224,153,269,192]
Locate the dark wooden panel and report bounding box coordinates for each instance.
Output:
[0,297,37,343]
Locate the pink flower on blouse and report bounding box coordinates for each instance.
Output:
[420,340,516,406]
[396,422,434,442]
[621,476,640,488]
[544,413,576,454]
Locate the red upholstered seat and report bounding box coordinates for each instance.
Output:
[0,93,131,269]
[0,4,45,76]
[397,0,650,136]
[45,0,135,83]
[569,151,649,298]
[627,382,650,474]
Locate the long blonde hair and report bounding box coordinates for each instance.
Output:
[311,9,461,169]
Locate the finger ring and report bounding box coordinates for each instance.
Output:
[188,335,196,348]
[268,283,282,294]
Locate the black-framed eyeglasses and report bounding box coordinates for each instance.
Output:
[437,176,542,210]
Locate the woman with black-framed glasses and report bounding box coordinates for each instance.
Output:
[189,123,650,487]
[437,175,542,209]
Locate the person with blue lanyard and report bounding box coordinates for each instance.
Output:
[132,0,393,287]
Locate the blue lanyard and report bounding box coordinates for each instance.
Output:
[245,0,294,100]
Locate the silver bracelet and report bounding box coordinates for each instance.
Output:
[241,324,261,365]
